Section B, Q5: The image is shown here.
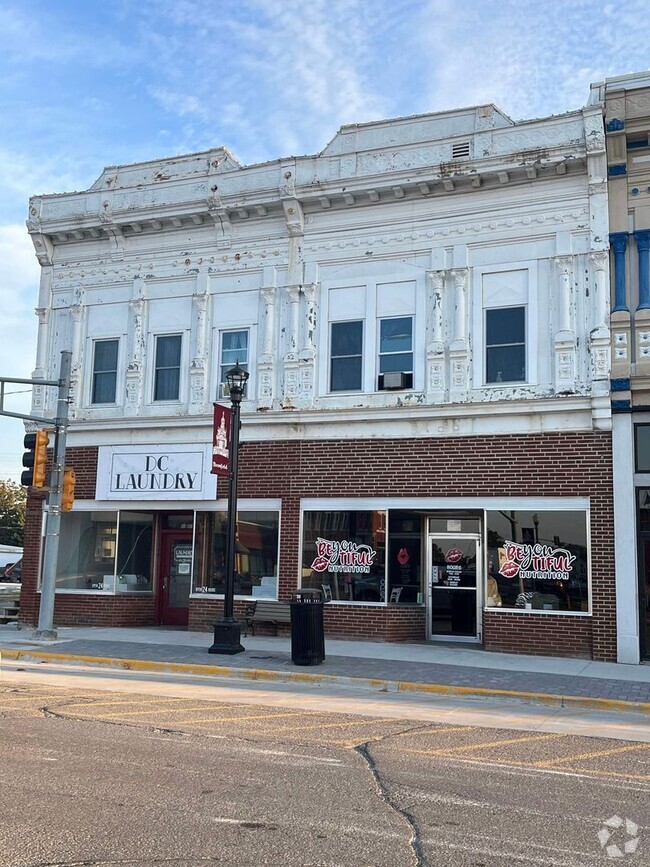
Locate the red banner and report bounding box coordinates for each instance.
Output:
[211,403,231,477]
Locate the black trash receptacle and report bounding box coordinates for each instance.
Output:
[290,588,325,666]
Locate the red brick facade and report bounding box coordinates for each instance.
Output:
[20,429,615,660]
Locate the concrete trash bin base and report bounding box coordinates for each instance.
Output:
[290,588,325,665]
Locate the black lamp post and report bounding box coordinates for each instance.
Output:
[209,361,249,655]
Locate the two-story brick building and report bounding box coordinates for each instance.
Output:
[20,96,616,659]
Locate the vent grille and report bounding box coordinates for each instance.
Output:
[452,141,470,159]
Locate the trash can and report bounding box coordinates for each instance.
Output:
[290,588,325,665]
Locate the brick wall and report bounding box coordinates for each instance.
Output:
[20,430,616,660]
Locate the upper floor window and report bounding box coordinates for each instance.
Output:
[220,330,249,394]
[92,339,118,404]
[154,334,182,401]
[378,317,413,389]
[330,321,363,392]
[485,306,526,384]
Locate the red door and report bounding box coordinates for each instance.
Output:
[158,532,193,627]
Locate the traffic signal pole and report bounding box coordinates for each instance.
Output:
[36,351,72,639]
[0,350,72,640]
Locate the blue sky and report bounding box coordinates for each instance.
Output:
[1,0,649,479]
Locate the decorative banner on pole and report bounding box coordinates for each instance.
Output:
[211,403,231,477]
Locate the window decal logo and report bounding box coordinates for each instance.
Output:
[311,538,377,574]
[498,541,576,582]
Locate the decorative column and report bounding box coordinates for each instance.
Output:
[125,278,146,417]
[31,307,49,415]
[283,285,301,406]
[298,282,319,405]
[449,268,469,403]
[68,292,85,417]
[634,230,650,378]
[426,270,446,403]
[553,256,576,391]
[610,232,629,312]
[634,230,650,310]
[258,286,276,409]
[189,282,209,414]
[588,252,610,384]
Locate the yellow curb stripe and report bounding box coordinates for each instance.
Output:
[530,741,650,768]
[2,647,649,716]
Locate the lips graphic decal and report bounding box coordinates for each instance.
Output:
[499,560,520,579]
[397,548,409,565]
[311,555,330,573]
[445,548,463,564]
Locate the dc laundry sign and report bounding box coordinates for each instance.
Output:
[96,444,217,501]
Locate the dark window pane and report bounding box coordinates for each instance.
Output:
[331,321,362,357]
[156,335,181,367]
[155,368,180,401]
[220,330,249,388]
[486,345,526,383]
[379,352,413,374]
[94,340,118,372]
[380,317,412,353]
[636,426,650,472]
[331,356,362,391]
[93,372,117,404]
[486,307,525,346]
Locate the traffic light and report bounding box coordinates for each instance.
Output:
[61,468,76,512]
[21,430,49,487]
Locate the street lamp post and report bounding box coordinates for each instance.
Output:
[209,361,249,655]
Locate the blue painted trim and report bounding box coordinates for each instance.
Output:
[606,118,625,132]
[611,378,631,392]
[610,232,629,312]
[634,230,650,310]
[612,400,632,410]
[608,164,627,176]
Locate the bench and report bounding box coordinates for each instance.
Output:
[244,600,291,636]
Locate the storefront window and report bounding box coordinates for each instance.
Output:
[387,512,422,603]
[485,510,589,612]
[55,511,118,591]
[193,511,279,598]
[301,510,386,602]
[115,511,154,593]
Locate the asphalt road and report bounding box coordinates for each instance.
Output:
[0,678,648,867]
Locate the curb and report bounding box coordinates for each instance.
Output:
[2,647,649,716]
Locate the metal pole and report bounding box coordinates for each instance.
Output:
[35,351,71,639]
[224,397,240,621]
[209,382,244,654]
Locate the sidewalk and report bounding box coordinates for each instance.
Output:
[1,624,649,713]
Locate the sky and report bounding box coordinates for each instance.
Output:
[0,0,649,480]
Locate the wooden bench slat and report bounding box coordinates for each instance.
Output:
[244,600,291,636]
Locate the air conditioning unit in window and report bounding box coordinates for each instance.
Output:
[219,382,231,398]
[379,372,409,390]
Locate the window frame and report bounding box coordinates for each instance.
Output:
[153,333,183,402]
[472,262,538,389]
[484,305,527,385]
[329,319,364,393]
[91,338,119,405]
[377,315,414,390]
[219,328,250,396]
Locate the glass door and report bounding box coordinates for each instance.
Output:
[428,535,481,641]
[158,532,193,627]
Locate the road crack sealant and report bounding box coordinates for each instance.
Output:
[353,723,436,867]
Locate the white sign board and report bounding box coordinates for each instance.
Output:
[96,445,217,501]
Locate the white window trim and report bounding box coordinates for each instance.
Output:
[472,261,538,388]
[377,314,414,388]
[218,326,252,396]
[148,331,186,405]
[89,337,121,406]
[318,273,425,397]
[329,319,365,393]
[212,323,257,403]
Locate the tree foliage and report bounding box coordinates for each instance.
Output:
[0,479,27,546]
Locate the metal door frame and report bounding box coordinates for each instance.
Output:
[426,533,482,643]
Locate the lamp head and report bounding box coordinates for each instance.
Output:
[226,361,249,402]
